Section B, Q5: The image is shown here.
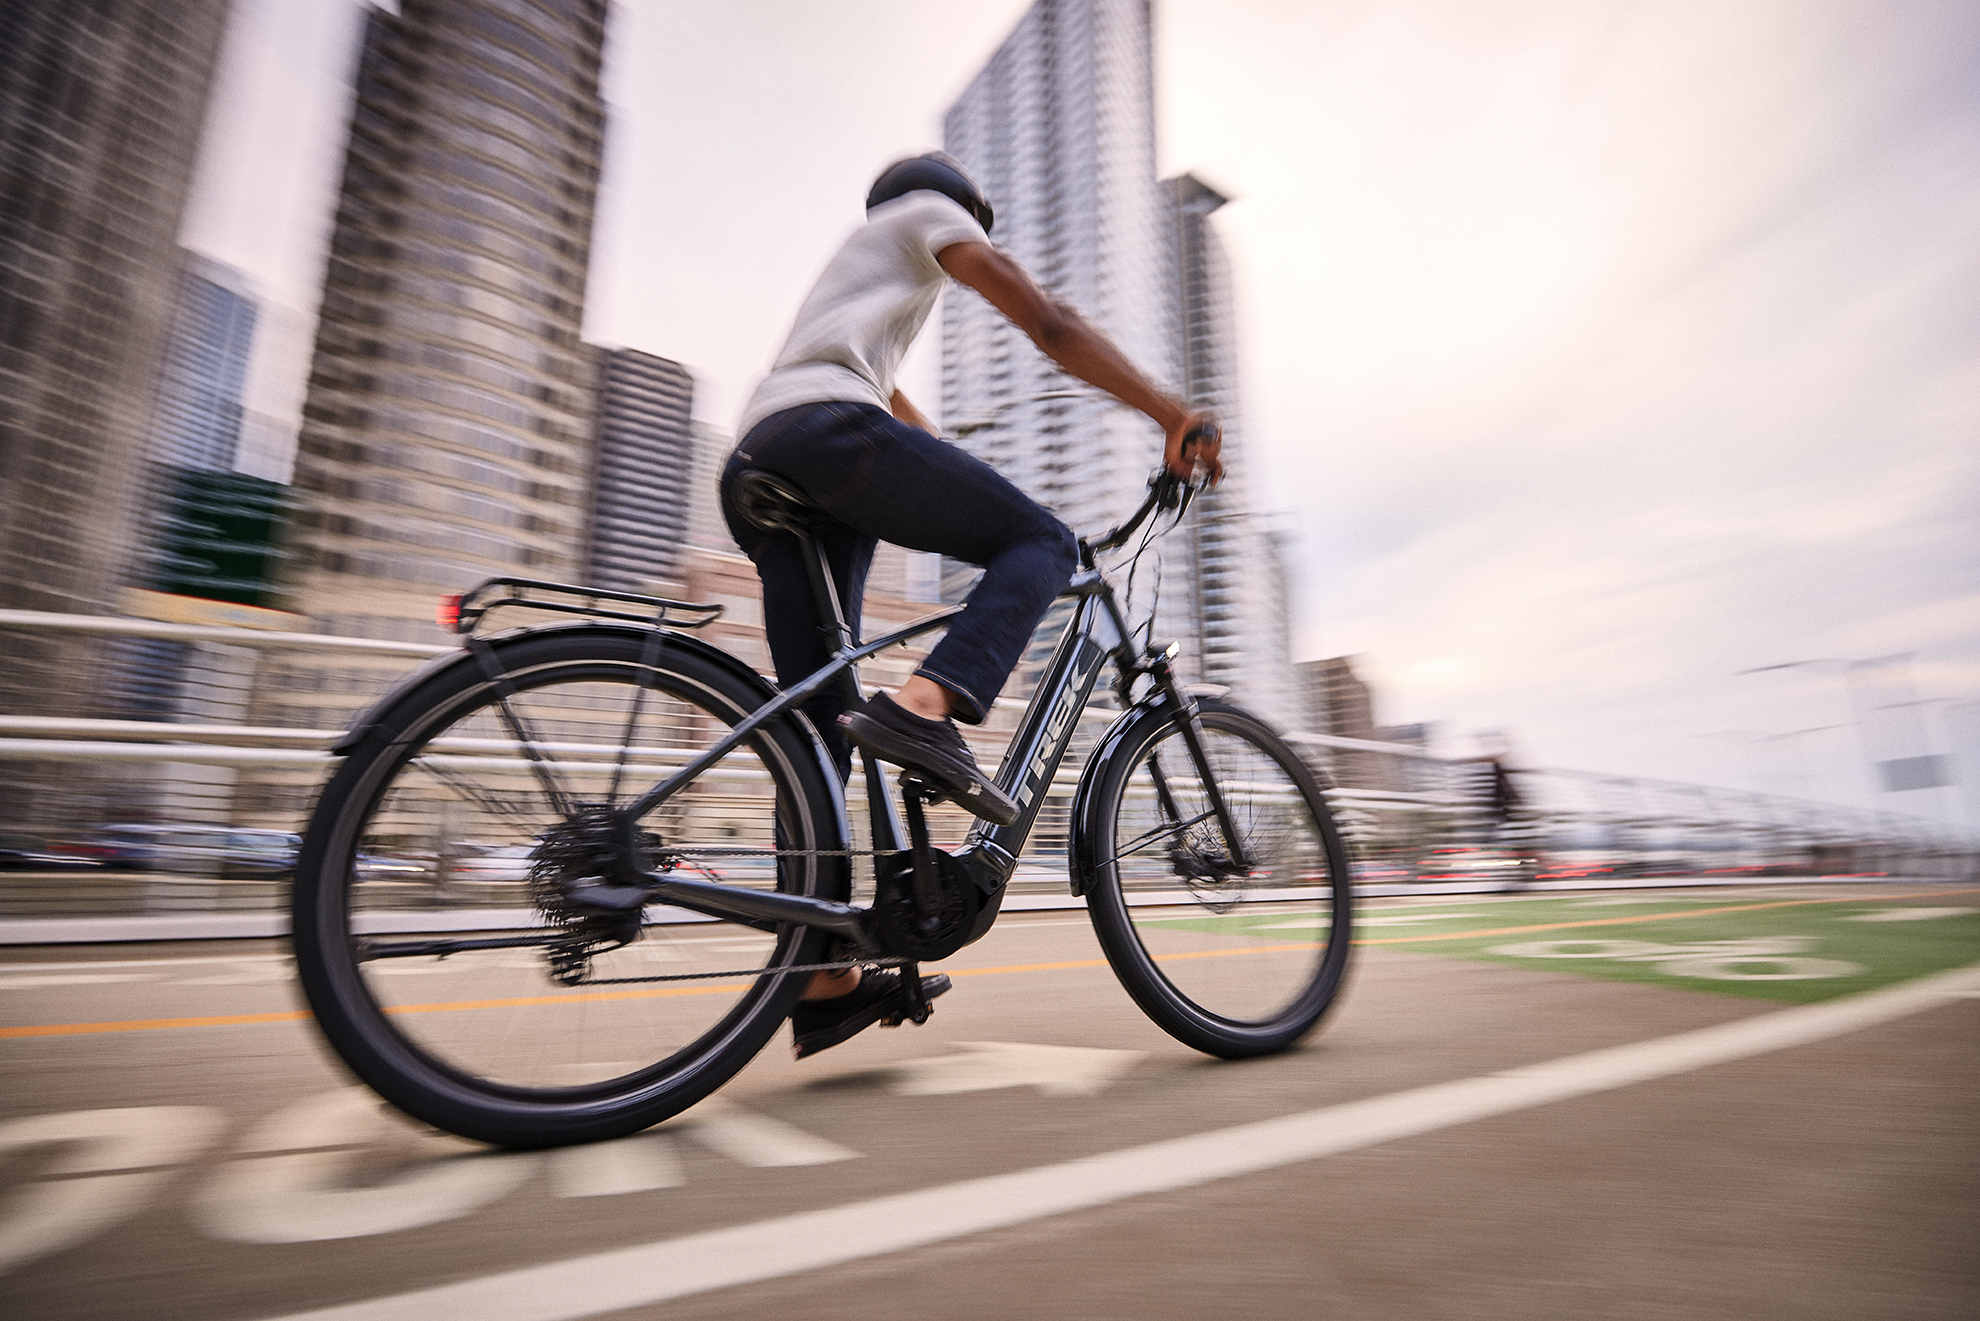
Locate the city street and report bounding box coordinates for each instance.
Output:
[3,884,1976,1320]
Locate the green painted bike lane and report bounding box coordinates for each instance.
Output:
[1140,887,1980,1005]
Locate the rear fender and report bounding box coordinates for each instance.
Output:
[330,623,845,831]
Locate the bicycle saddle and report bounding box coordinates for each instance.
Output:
[732,468,828,535]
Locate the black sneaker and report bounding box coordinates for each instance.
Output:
[839,692,1020,826]
[790,968,953,1059]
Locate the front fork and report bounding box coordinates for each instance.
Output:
[1139,648,1253,876]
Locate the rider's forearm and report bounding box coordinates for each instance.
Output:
[939,242,1188,435]
[1030,307,1190,434]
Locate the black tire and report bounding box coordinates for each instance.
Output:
[292,628,848,1148]
[1081,698,1352,1057]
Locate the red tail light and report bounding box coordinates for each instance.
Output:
[436,594,462,632]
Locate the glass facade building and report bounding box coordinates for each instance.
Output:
[940,0,1294,717]
[583,348,695,595]
[0,0,231,826]
[245,0,606,772]
[0,0,228,622]
[941,0,1173,543]
[148,254,259,474]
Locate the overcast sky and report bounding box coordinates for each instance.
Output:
[185,0,1980,822]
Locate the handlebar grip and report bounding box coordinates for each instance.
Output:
[1182,420,1221,455]
[1152,420,1219,509]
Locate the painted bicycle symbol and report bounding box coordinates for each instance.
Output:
[1484,936,1863,981]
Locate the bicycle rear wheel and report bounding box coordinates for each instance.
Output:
[292,627,847,1147]
[1081,698,1352,1057]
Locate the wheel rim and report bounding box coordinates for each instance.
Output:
[1106,714,1344,1029]
[318,652,833,1096]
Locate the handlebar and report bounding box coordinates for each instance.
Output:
[1083,421,1218,556]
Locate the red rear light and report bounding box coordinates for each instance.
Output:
[436,594,462,632]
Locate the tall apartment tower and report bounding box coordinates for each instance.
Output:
[941,0,1172,540]
[0,0,231,825]
[273,0,606,734]
[0,0,229,626]
[584,348,695,594]
[1161,173,1295,718]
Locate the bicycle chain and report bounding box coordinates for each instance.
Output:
[671,847,898,859]
[575,955,908,986]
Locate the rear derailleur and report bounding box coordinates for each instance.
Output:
[528,807,661,985]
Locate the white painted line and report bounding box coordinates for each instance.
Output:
[1841,907,1977,922]
[682,1099,858,1169]
[258,961,1980,1321]
[888,1042,1145,1098]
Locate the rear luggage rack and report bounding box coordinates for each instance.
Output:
[443,578,724,635]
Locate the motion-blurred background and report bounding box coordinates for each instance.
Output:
[2,0,1975,914]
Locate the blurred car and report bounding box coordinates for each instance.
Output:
[354,852,431,882]
[54,825,300,877]
[444,844,536,884]
[0,833,99,871]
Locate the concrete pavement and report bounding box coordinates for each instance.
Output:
[1,886,1974,1320]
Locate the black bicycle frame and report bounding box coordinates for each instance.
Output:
[613,548,1248,946]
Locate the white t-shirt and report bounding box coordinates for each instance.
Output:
[738,191,989,439]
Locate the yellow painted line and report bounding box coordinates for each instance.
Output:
[950,957,1109,978]
[8,887,1974,1039]
[0,1009,309,1038]
[381,983,753,1015]
[0,982,758,1039]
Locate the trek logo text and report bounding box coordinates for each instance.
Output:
[1023,641,1103,803]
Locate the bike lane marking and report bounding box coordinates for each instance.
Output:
[256,960,1980,1321]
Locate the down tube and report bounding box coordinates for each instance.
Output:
[970,594,1113,878]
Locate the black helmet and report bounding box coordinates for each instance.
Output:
[866,151,994,235]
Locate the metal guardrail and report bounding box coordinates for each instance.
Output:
[1,609,1974,927]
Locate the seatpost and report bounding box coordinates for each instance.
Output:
[795,530,863,710]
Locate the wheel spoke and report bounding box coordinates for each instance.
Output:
[291,632,848,1147]
[1083,701,1352,1057]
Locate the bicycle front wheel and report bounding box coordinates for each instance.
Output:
[293,627,848,1147]
[1081,698,1353,1057]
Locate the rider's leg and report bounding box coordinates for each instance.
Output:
[721,449,876,782]
[723,402,1075,985]
[799,964,860,999]
[894,673,954,719]
[733,401,1077,723]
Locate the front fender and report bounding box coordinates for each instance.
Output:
[1065,694,1176,897]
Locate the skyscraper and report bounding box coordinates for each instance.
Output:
[1161,172,1296,717]
[148,253,260,474]
[941,0,1172,540]
[941,0,1296,715]
[272,0,607,732]
[0,0,230,625]
[0,0,231,825]
[584,348,695,595]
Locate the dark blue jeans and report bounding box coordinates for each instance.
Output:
[721,402,1077,773]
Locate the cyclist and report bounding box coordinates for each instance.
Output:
[720,151,1221,1055]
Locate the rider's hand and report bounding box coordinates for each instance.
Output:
[1164,411,1224,487]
